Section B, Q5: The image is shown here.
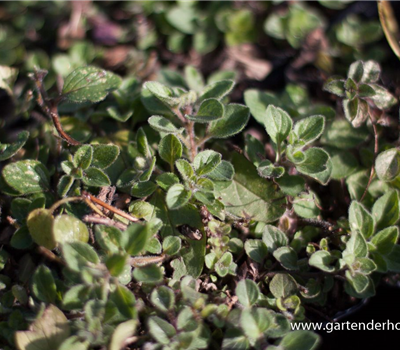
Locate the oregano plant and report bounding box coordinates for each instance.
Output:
[1,3,400,350]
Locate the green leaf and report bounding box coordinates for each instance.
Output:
[166,5,197,34]
[208,104,250,139]
[110,284,136,319]
[61,241,99,272]
[370,226,399,255]
[193,150,222,176]
[151,286,175,313]
[321,119,369,149]
[163,236,182,256]
[236,279,260,308]
[62,284,91,310]
[323,77,345,97]
[384,245,400,272]
[166,184,192,210]
[137,128,152,160]
[131,181,157,198]
[73,145,93,169]
[133,264,163,284]
[124,223,151,256]
[148,316,176,345]
[144,81,180,107]
[348,60,364,83]
[375,148,400,182]
[262,225,289,253]
[343,97,370,127]
[269,273,298,299]
[295,148,330,175]
[293,115,325,145]
[15,305,70,350]
[276,174,305,197]
[199,80,235,102]
[148,115,182,134]
[62,66,122,103]
[309,251,336,272]
[244,239,268,263]
[156,172,180,191]
[222,328,249,350]
[257,160,285,179]
[175,159,195,180]
[57,175,75,197]
[273,246,298,270]
[2,160,49,194]
[0,65,18,96]
[369,84,397,109]
[244,89,280,125]
[207,160,235,181]
[352,257,377,275]
[95,225,123,255]
[372,190,400,230]
[293,192,320,219]
[53,215,89,245]
[345,271,369,293]
[0,131,29,161]
[184,66,204,92]
[109,320,137,350]
[358,83,376,98]
[344,231,368,259]
[215,153,286,223]
[349,201,375,238]
[264,105,293,145]
[82,167,110,187]
[159,134,182,167]
[27,209,56,250]
[32,265,57,303]
[240,308,272,340]
[279,330,320,350]
[106,106,133,122]
[105,253,128,277]
[186,98,224,123]
[91,144,120,169]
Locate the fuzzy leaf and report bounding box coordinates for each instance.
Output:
[273,246,298,270]
[91,144,120,169]
[199,80,235,102]
[264,105,293,145]
[133,264,163,284]
[15,305,70,350]
[323,77,345,97]
[257,159,285,179]
[185,98,224,123]
[208,104,250,139]
[0,131,29,161]
[166,184,192,210]
[269,273,298,299]
[151,286,175,313]
[148,115,182,134]
[309,251,336,272]
[143,81,180,107]
[159,134,182,167]
[2,160,49,194]
[82,167,110,187]
[27,209,55,250]
[32,265,57,303]
[236,279,260,308]
[193,150,222,176]
[349,201,375,238]
[293,115,325,145]
[124,223,151,256]
[375,148,400,182]
[370,226,399,255]
[61,241,99,272]
[244,89,280,125]
[53,215,89,245]
[73,145,93,169]
[62,66,121,103]
[207,160,235,181]
[372,190,400,230]
[215,153,286,223]
[279,330,320,350]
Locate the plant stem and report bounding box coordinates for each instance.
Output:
[360,120,379,202]
[31,69,81,146]
[187,121,197,161]
[49,196,83,214]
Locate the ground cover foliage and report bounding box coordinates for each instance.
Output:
[1,1,400,349]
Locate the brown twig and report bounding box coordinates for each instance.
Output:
[82,191,139,223]
[31,69,81,146]
[83,215,128,231]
